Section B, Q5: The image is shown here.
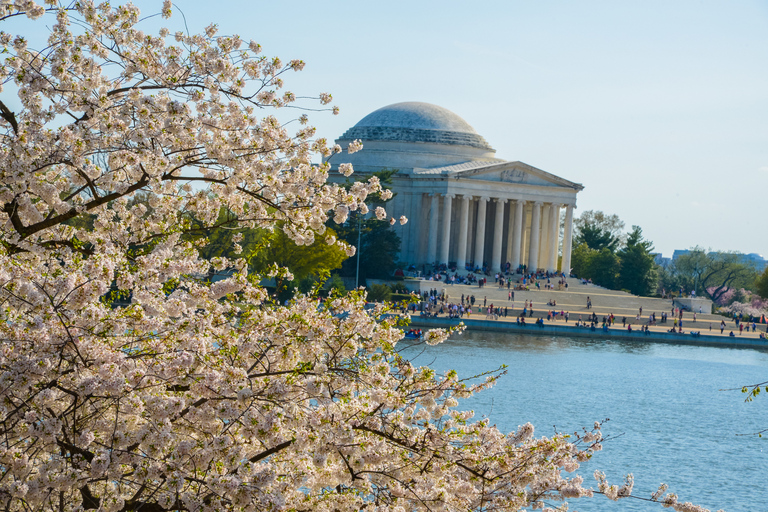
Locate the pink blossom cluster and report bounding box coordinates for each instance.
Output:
[0,2,722,511]
[720,301,768,318]
[708,287,736,307]
[712,288,768,316]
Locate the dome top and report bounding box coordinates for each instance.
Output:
[338,102,493,150]
[355,102,478,132]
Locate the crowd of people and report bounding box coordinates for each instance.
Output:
[394,265,768,340]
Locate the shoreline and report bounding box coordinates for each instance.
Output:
[407,315,768,351]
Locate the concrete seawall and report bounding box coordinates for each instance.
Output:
[408,316,768,351]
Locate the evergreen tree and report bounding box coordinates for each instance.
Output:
[617,226,658,295]
[570,242,595,278]
[574,222,621,252]
[587,248,621,289]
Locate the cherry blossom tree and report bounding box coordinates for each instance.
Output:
[0,2,719,511]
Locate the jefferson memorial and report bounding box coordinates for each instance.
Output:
[326,102,583,274]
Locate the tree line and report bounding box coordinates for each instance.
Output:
[570,210,768,304]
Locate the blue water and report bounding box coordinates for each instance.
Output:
[402,331,768,512]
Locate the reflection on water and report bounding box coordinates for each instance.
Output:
[401,330,768,512]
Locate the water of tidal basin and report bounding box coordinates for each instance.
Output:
[402,330,768,512]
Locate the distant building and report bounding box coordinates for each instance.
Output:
[652,253,671,268]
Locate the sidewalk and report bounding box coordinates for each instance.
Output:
[411,277,767,340]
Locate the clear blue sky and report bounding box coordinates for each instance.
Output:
[11,0,768,258]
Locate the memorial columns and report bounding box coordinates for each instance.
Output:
[528,201,542,272]
[561,204,575,275]
[473,196,489,268]
[440,194,454,265]
[505,200,515,263]
[456,195,470,269]
[426,193,440,264]
[491,198,507,273]
[546,204,561,273]
[466,199,475,263]
[510,200,525,271]
[539,205,550,269]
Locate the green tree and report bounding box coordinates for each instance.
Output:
[325,274,347,295]
[332,170,401,283]
[570,242,595,279]
[574,222,621,252]
[656,265,681,297]
[756,266,768,299]
[187,210,347,298]
[183,207,268,263]
[587,248,621,289]
[367,283,393,302]
[617,226,658,296]
[250,222,347,297]
[669,249,710,296]
[672,248,759,301]
[573,210,625,252]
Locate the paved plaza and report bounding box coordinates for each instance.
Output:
[414,276,768,340]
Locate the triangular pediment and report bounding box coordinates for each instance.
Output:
[446,160,583,190]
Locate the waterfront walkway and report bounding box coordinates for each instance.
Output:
[410,276,768,341]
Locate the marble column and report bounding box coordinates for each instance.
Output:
[522,204,531,267]
[539,205,550,270]
[510,200,525,271]
[427,193,440,264]
[440,194,454,265]
[561,204,575,275]
[505,200,515,264]
[528,201,542,272]
[456,195,470,269]
[546,204,561,273]
[491,198,507,273]
[467,199,476,263]
[473,196,489,268]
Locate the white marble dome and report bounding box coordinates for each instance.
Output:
[339,102,493,150]
[330,102,498,172]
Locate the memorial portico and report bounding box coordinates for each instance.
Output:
[326,102,583,274]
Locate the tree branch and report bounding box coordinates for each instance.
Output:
[0,100,18,135]
[248,439,293,463]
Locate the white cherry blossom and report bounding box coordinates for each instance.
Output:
[0,2,719,512]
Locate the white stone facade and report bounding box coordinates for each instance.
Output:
[325,102,583,273]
